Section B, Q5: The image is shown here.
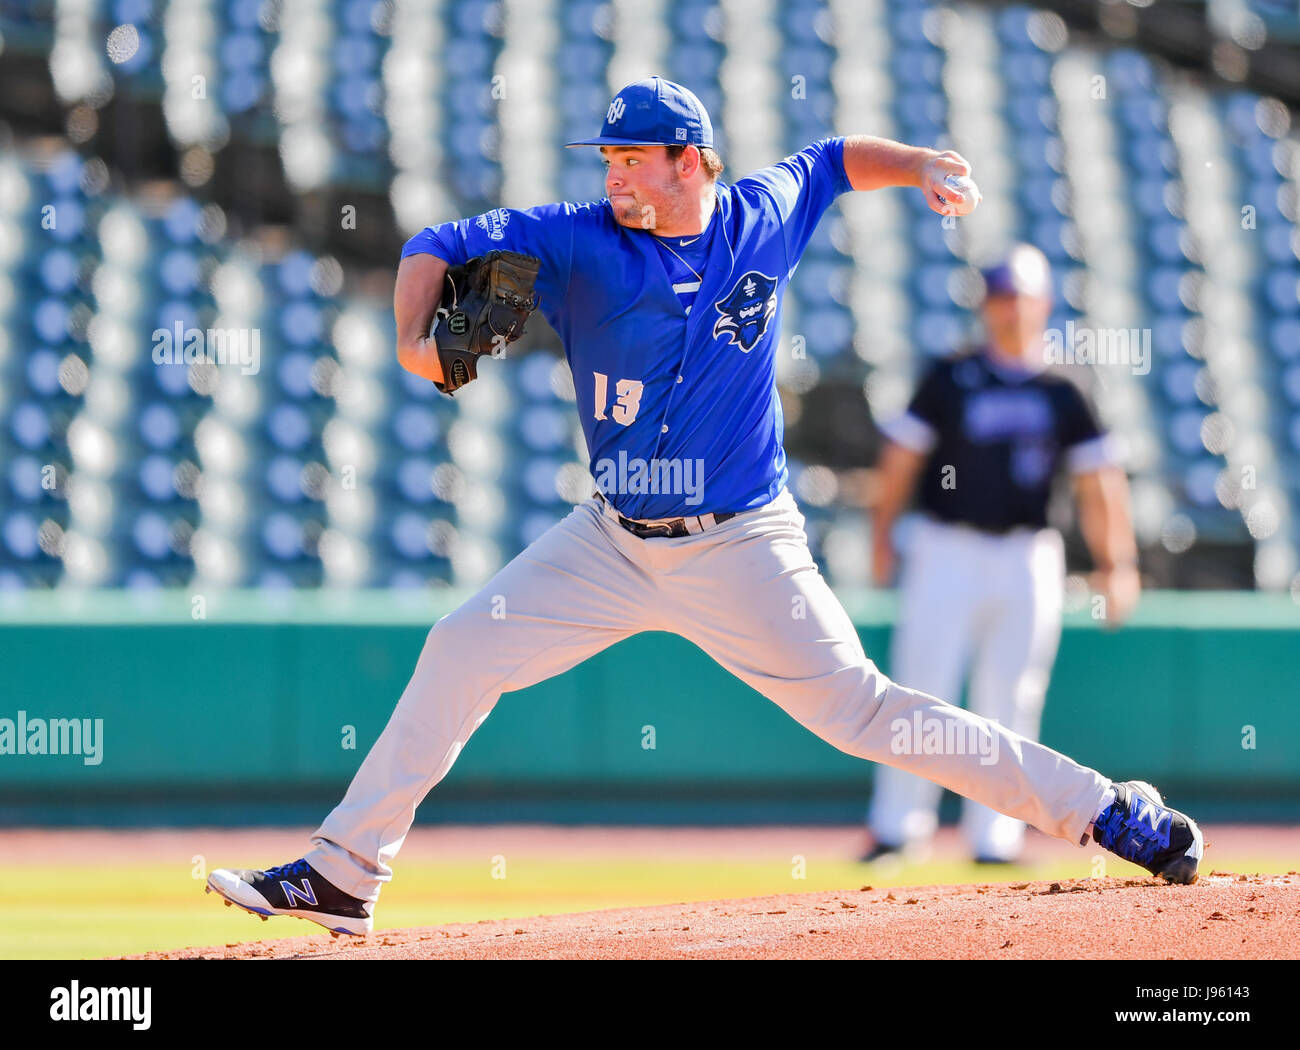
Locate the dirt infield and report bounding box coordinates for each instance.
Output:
[139,872,1298,960]
[6,825,1295,959]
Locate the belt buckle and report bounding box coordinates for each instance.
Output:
[617,512,685,539]
[639,521,680,539]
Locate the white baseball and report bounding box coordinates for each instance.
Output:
[936,173,978,207]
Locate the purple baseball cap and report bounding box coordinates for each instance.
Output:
[982,244,1054,300]
[565,76,714,148]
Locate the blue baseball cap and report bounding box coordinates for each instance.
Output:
[565,76,714,148]
[982,244,1053,300]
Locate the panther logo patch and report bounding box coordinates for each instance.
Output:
[712,271,778,353]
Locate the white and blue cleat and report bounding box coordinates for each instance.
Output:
[1092,780,1204,885]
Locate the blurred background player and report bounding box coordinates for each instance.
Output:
[863,244,1141,865]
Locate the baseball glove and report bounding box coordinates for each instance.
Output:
[429,249,541,395]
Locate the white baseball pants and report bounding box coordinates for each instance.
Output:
[305,490,1105,902]
[868,514,1066,860]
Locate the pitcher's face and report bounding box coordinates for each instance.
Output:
[601,146,691,231]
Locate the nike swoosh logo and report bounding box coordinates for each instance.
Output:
[678,237,699,246]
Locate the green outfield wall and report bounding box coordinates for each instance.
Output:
[0,590,1296,823]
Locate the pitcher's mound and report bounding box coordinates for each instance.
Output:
[138,872,1299,960]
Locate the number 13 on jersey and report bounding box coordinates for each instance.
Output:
[593,372,644,426]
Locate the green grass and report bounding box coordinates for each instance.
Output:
[4,848,1292,959]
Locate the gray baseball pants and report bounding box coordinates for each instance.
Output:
[305,489,1110,902]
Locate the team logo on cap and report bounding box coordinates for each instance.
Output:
[713,271,778,353]
[607,97,626,124]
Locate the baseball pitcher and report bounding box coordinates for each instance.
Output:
[207,78,1202,936]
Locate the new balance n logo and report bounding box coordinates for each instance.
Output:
[1134,800,1170,834]
[281,879,318,907]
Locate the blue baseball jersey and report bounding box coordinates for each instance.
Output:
[648,210,719,315]
[401,137,852,518]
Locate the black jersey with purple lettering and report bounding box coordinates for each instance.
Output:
[881,349,1116,532]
